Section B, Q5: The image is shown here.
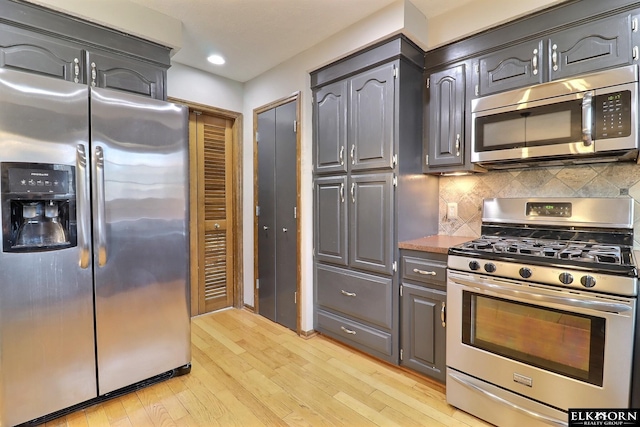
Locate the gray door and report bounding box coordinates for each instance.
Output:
[478,39,544,96]
[257,100,298,331]
[314,80,347,174]
[314,175,348,266]
[349,172,394,275]
[349,63,395,171]
[91,87,190,395]
[427,64,465,168]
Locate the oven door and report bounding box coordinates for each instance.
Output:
[447,270,636,411]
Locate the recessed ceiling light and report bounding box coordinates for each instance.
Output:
[207,54,225,65]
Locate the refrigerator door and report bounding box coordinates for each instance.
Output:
[90,87,190,395]
[0,69,96,426]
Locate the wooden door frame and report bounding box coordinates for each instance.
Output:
[253,92,302,335]
[169,97,244,314]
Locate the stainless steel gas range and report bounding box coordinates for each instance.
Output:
[446,198,638,427]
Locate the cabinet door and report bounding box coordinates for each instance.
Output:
[426,64,465,168]
[314,175,348,266]
[549,13,632,81]
[87,51,165,99]
[401,283,446,382]
[349,63,395,171]
[349,173,394,275]
[314,81,347,174]
[0,23,83,82]
[477,40,544,97]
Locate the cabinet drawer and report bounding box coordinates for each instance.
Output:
[317,310,392,356]
[316,263,392,329]
[401,255,446,287]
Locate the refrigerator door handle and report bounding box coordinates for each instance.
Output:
[76,144,91,269]
[94,146,107,266]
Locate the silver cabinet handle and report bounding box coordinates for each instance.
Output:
[551,43,558,71]
[94,146,107,267]
[73,58,80,83]
[282,228,288,232]
[350,182,355,203]
[339,146,344,166]
[340,326,356,335]
[350,144,355,165]
[91,62,97,87]
[339,182,344,203]
[413,268,436,276]
[448,372,567,427]
[214,223,220,229]
[532,48,538,75]
[455,134,460,156]
[76,144,91,269]
[263,225,269,230]
[340,289,356,297]
[441,301,446,327]
[582,91,593,146]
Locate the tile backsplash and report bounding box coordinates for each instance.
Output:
[438,162,640,248]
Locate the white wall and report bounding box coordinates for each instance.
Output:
[168,63,244,113]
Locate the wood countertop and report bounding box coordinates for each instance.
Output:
[399,235,475,254]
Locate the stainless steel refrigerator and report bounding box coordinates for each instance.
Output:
[0,68,191,427]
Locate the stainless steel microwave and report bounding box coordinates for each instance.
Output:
[471,65,638,168]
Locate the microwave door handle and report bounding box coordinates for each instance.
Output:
[582,91,593,146]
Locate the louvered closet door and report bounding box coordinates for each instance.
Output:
[193,113,234,313]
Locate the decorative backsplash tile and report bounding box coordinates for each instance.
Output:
[438,162,640,248]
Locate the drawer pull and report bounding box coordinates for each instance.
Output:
[441,301,446,328]
[340,289,356,297]
[340,326,356,335]
[413,268,436,276]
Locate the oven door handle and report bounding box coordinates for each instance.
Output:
[451,275,632,314]
[448,371,568,427]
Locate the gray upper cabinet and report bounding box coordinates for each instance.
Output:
[425,64,465,169]
[548,13,633,81]
[0,0,170,100]
[477,39,544,97]
[475,12,633,97]
[349,173,394,275]
[87,50,165,99]
[349,63,395,171]
[314,80,348,174]
[314,175,348,266]
[0,23,83,83]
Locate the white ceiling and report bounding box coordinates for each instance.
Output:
[126,0,476,82]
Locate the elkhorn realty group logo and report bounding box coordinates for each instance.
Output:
[569,409,640,426]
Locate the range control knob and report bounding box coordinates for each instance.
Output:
[469,261,481,271]
[484,263,497,273]
[519,267,532,279]
[559,272,574,285]
[581,275,596,288]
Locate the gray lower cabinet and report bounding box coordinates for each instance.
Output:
[314,175,348,266]
[400,250,447,382]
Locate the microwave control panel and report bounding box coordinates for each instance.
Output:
[594,90,631,139]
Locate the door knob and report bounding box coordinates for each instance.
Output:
[282,228,288,232]
[263,225,269,230]
[214,223,220,229]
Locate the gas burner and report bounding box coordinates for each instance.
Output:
[460,236,628,266]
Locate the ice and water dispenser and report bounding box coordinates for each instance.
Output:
[1,163,76,252]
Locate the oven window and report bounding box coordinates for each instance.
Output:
[462,292,605,386]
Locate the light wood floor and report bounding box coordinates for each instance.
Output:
[37,308,493,427]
